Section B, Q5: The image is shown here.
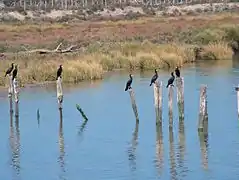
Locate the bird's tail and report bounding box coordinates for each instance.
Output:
[149,83,152,86]
[125,87,128,91]
[4,74,6,77]
[166,84,169,88]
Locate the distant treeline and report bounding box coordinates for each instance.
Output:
[0,0,238,11]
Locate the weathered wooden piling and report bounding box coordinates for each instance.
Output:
[153,81,163,125]
[176,77,184,121]
[13,78,19,117]
[168,85,174,128]
[198,85,207,132]
[8,75,13,114]
[128,89,139,123]
[56,77,63,110]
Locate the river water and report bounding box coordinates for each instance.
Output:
[0,61,239,180]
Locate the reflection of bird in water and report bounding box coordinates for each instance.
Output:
[175,66,180,78]
[150,69,158,86]
[12,65,18,81]
[125,74,133,91]
[5,62,14,77]
[166,72,175,88]
[56,65,63,80]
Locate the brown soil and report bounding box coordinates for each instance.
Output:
[1,14,239,48]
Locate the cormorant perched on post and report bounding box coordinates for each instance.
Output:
[175,66,180,78]
[12,65,18,81]
[166,72,175,88]
[5,63,14,77]
[56,65,63,80]
[125,74,133,91]
[150,69,158,86]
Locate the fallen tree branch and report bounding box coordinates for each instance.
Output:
[5,43,81,55]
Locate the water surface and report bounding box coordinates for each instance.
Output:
[0,61,239,180]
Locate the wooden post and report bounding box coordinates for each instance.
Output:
[57,77,63,110]
[8,75,13,114]
[128,89,139,123]
[154,81,163,125]
[154,80,160,125]
[198,85,207,132]
[13,78,19,117]
[176,77,184,121]
[168,85,173,129]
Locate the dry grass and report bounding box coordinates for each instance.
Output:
[204,42,232,60]
[0,23,70,33]
[0,41,232,87]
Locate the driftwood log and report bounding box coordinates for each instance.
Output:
[4,43,81,56]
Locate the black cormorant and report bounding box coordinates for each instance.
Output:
[12,65,18,81]
[150,69,158,86]
[56,65,63,80]
[5,63,14,77]
[166,72,175,88]
[125,74,133,91]
[175,66,180,78]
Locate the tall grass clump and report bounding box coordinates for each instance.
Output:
[204,42,231,60]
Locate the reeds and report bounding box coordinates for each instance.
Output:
[0,41,232,86]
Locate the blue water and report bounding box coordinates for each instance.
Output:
[0,62,239,180]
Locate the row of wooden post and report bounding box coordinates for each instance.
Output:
[8,75,208,133]
[127,77,208,132]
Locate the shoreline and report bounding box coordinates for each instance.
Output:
[0,12,237,86]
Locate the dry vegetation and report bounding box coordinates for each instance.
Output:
[0,12,239,86]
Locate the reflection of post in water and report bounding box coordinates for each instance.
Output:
[58,111,66,179]
[128,122,139,172]
[169,128,177,180]
[177,121,187,178]
[155,124,164,176]
[198,131,209,171]
[9,114,21,178]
